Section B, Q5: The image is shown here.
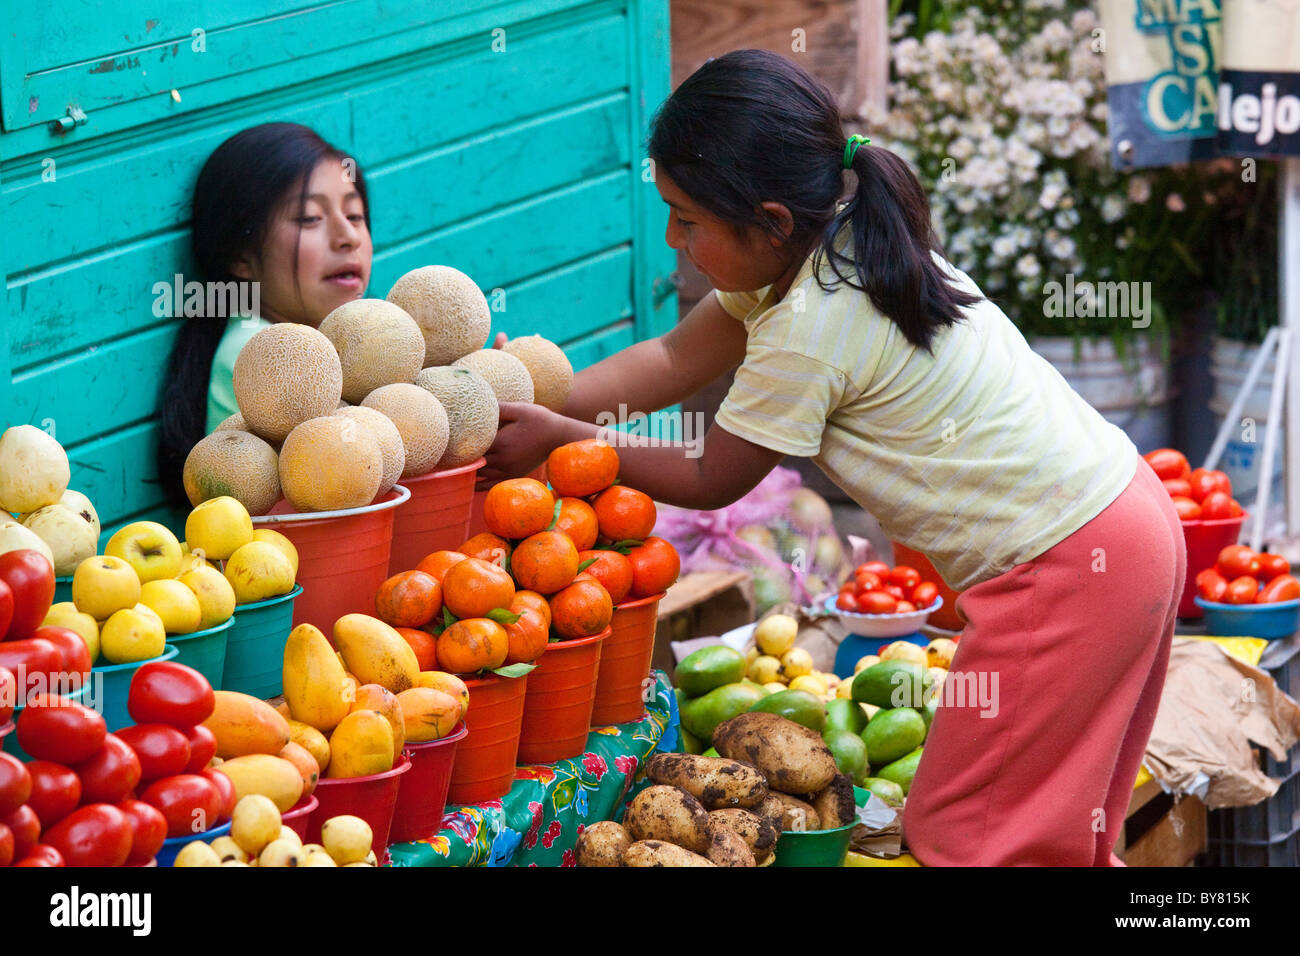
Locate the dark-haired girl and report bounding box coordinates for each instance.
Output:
[157,123,372,507]
[484,50,1184,866]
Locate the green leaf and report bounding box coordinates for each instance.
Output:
[577,557,598,573]
[491,662,538,678]
[545,498,563,531]
[486,607,522,626]
[442,606,458,629]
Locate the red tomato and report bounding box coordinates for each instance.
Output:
[141,774,224,839]
[1229,498,1245,517]
[74,734,142,805]
[0,665,13,725]
[1162,478,1193,499]
[4,804,41,859]
[883,584,907,601]
[1144,448,1191,481]
[895,600,917,613]
[1172,497,1202,520]
[32,626,91,683]
[0,822,12,867]
[0,550,55,641]
[0,638,62,700]
[889,566,922,591]
[0,579,11,641]
[857,591,899,614]
[13,843,64,866]
[118,798,168,866]
[837,582,856,595]
[15,693,106,764]
[1257,554,1291,582]
[117,723,191,784]
[43,803,134,867]
[1195,568,1230,603]
[201,766,236,821]
[0,751,32,817]
[910,581,940,609]
[127,661,215,729]
[856,562,891,579]
[1199,492,1236,521]
[1188,468,1232,503]
[183,724,218,774]
[1224,576,1261,605]
[25,760,81,828]
[853,571,883,593]
[835,593,858,612]
[1218,545,1262,580]
[1259,575,1300,604]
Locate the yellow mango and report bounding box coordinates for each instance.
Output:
[214,754,304,812]
[282,623,352,732]
[333,613,419,694]
[416,671,470,717]
[396,687,462,742]
[326,709,395,779]
[203,690,291,759]
[351,684,405,762]
[287,719,331,773]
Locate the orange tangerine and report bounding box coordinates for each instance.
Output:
[484,478,555,539]
[441,557,516,619]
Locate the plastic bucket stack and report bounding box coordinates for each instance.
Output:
[387,459,483,575]
[308,754,411,865]
[251,486,409,634]
[166,617,233,691]
[1180,514,1248,618]
[390,723,468,843]
[518,628,609,764]
[590,594,664,726]
[222,585,302,699]
[447,673,527,805]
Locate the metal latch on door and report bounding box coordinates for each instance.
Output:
[51,105,89,134]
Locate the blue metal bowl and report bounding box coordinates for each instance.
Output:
[1193,596,1300,640]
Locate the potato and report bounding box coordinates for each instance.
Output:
[575,820,631,867]
[810,773,857,830]
[709,808,778,863]
[623,785,711,853]
[713,712,839,794]
[623,840,715,867]
[768,791,820,832]
[752,794,787,836]
[646,753,768,810]
[704,820,756,867]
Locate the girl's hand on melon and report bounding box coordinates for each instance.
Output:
[479,402,562,487]
[491,332,508,349]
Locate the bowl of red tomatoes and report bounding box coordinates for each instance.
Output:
[1193,544,1300,638]
[1143,448,1249,619]
[823,562,943,637]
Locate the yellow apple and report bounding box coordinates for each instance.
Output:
[186,497,253,562]
[105,521,183,583]
[179,542,221,573]
[72,555,141,620]
[224,541,294,604]
[139,579,203,634]
[252,528,299,578]
[43,602,100,664]
[178,564,237,629]
[100,604,167,664]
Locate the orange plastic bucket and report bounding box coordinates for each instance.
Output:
[387,459,483,575]
[447,673,528,805]
[1179,513,1247,618]
[252,486,410,634]
[891,542,965,633]
[390,722,468,843]
[590,593,664,726]
[307,754,411,864]
[518,627,609,764]
[281,793,318,840]
[466,463,547,539]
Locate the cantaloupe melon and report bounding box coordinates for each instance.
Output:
[502,335,574,412]
[331,406,406,496]
[451,349,535,404]
[184,430,283,515]
[278,417,383,512]
[360,383,450,478]
[233,324,343,443]
[214,412,247,432]
[413,366,499,469]
[385,266,491,367]
[318,299,426,404]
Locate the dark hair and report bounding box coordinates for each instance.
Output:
[647,49,981,351]
[156,123,369,508]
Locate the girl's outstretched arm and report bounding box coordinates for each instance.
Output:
[481,402,784,511]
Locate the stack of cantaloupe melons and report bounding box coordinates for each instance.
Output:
[183,265,575,515]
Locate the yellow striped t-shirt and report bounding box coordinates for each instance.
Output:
[713,245,1138,590]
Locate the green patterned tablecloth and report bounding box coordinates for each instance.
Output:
[388,670,678,867]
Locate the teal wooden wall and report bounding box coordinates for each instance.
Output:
[0,0,677,543]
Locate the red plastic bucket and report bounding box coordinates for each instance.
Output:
[307,754,410,864]
[1179,513,1248,618]
[447,672,528,805]
[591,594,664,726]
[891,542,965,633]
[252,486,410,634]
[466,463,547,539]
[281,793,319,840]
[390,722,468,843]
[518,627,609,764]
[387,459,483,575]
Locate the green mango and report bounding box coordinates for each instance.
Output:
[851,661,925,710]
[876,747,924,796]
[679,726,704,755]
[823,728,869,782]
[861,776,905,806]
[861,708,927,768]
[748,689,826,732]
[676,645,747,697]
[680,682,765,744]
[921,699,938,731]
[824,698,869,736]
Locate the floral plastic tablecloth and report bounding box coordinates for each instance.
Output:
[388,670,678,867]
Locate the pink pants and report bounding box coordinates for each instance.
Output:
[903,458,1185,866]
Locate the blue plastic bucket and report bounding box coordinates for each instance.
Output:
[222,584,302,699]
[833,633,928,680]
[166,617,234,690]
[1194,596,1300,640]
[93,645,181,732]
[156,820,232,867]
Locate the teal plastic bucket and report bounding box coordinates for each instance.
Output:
[770,786,869,867]
[53,575,73,604]
[2,679,92,762]
[222,584,302,699]
[92,645,180,732]
[166,617,234,690]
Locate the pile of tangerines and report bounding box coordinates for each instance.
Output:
[371,439,680,677]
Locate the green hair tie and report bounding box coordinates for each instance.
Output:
[843,134,871,169]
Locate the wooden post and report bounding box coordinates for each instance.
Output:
[856,0,889,114]
[1283,158,1300,536]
